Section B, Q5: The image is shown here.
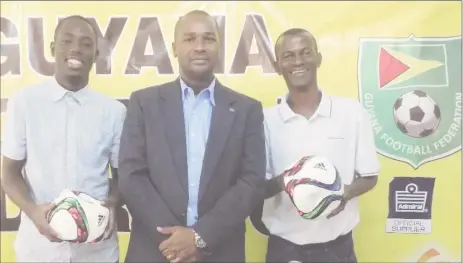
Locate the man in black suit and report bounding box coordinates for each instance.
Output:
[118,10,266,262]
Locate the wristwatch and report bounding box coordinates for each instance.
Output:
[193,230,211,255]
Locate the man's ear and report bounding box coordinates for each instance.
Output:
[172,42,177,58]
[316,52,322,68]
[273,60,282,75]
[50,41,56,57]
[94,48,100,63]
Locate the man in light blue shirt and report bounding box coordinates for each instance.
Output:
[1,15,125,262]
[181,78,216,226]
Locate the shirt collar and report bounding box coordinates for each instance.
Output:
[179,77,216,106]
[50,77,91,105]
[278,89,332,122]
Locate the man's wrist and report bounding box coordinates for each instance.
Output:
[23,202,37,217]
[278,174,285,191]
[343,185,353,202]
[192,229,211,255]
[107,191,121,207]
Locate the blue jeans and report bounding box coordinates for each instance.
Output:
[266,232,357,263]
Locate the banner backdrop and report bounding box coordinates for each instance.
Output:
[1,1,461,262]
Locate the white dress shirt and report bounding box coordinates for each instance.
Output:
[2,78,126,262]
[262,91,380,245]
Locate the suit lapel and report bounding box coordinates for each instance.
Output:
[199,84,236,202]
[159,79,189,194]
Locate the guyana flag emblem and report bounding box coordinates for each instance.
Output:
[358,35,461,169]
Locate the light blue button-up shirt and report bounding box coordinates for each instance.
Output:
[1,78,126,262]
[180,78,216,226]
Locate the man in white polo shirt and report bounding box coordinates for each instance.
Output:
[1,15,125,262]
[259,28,380,262]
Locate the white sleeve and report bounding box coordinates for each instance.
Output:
[1,92,27,160]
[109,104,127,168]
[264,119,275,180]
[355,107,380,177]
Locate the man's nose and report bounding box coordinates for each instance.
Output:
[69,41,82,55]
[193,39,206,52]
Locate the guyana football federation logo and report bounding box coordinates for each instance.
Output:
[358,35,462,169]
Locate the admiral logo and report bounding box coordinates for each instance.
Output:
[395,183,428,213]
[386,177,435,234]
[397,203,424,211]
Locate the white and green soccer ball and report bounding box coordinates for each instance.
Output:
[47,190,109,243]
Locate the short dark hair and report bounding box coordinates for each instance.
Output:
[274,28,318,59]
[53,15,99,43]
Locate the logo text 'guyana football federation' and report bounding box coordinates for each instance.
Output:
[358,35,462,169]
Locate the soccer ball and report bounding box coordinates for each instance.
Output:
[47,190,109,243]
[393,90,441,138]
[283,156,344,220]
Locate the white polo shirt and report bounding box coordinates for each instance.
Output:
[1,78,126,262]
[262,91,380,245]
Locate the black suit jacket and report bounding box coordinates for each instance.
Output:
[118,79,266,262]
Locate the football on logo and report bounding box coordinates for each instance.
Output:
[393,90,441,138]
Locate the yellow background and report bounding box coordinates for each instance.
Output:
[1,1,461,262]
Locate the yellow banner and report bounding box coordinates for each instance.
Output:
[1,1,461,262]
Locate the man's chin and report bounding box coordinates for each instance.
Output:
[61,67,89,78]
[57,71,88,85]
[287,80,312,92]
[188,68,215,80]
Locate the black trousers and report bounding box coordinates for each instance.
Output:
[266,232,357,263]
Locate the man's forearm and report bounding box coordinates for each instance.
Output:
[192,177,264,250]
[118,171,182,241]
[344,175,378,201]
[264,174,285,199]
[109,167,122,206]
[1,158,36,216]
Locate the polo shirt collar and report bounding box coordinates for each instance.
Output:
[278,89,332,122]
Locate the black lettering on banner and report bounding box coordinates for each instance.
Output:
[213,15,226,74]
[124,17,173,75]
[1,17,21,76]
[230,14,275,74]
[28,17,54,76]
[86,17,128,75]
[0,98,21,231]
